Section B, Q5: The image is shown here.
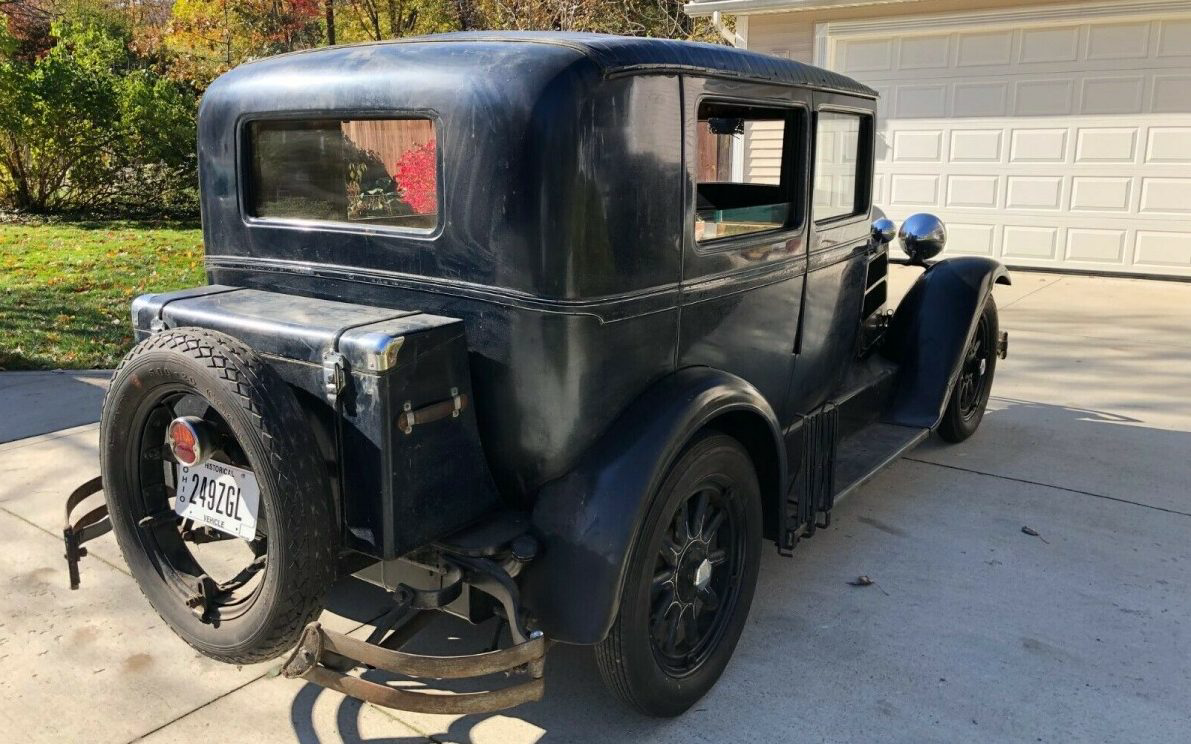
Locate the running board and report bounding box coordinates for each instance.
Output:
[780,417,928,554]
[834,423,928,505]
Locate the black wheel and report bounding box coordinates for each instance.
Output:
[938,296,999,443]
[595,433,762,717]
[100,328,337,663]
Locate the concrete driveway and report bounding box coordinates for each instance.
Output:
[2,266,1189,743]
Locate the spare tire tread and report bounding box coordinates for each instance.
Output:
[102,328,337,664]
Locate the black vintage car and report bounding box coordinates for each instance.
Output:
[64,32,1009,717]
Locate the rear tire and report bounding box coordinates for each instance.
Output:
[938,296,999,443]
[595,433,762,717]
[101,328,337,663]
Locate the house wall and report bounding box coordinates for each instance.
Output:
[745,0,1055,61]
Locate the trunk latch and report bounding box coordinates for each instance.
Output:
[321,351,347,406]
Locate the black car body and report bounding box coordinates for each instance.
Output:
[66,32,1009,716]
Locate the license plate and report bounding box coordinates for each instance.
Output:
[174,460,261,540]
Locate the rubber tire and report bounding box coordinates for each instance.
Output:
[100,328,338,664]
[937,296,999,444]
[595,433,763,717]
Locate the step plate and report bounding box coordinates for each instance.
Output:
[834,423,929,504]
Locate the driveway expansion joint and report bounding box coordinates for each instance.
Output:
[118,607,410,744]
[0,504,132,578]
[903,456,1191,519]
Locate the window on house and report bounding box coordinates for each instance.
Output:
[695,101,798,242]
[813,111,868,223]
[248,118,438,231]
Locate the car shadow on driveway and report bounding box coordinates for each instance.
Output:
[287,395,1191,744]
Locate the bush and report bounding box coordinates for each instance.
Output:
[0,19,199,217]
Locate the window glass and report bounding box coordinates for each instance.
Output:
[695,102,794,242]
[249,119,438,230]
[813,112,863,222]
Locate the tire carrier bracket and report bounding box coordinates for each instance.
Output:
[63,476,109,590]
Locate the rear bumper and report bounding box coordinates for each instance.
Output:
[281,622,547,715]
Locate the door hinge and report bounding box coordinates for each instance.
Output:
[322,351,347,406]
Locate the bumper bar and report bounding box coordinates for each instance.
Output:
[281,621,547,715]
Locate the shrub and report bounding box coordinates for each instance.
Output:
[0,19,198,216]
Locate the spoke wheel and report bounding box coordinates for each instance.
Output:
[938,296,1000,444]
[649,483,744,677]
[596,433,762,717]
[955,312,993,421]
[130,386,269,623]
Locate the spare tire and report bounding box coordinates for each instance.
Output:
[100,328,337,663]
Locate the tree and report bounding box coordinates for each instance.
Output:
[0,0,725,217]
[466,0,716,38]
[165,0,323,87]
[332,0,453,42]
[3,0,59,60]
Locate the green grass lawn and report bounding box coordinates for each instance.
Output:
[0,221,205,370]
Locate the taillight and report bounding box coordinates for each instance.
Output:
[167,417,210,467]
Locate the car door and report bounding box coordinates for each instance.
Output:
[782,93,878,418]
[675,76,812,414]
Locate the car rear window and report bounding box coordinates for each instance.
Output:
[247,118,438,231]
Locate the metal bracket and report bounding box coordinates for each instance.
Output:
[777,404,838,555]
[63,476,110,590]
[446,553,533,644]
[321,351,347,406]
[185,574,222,623]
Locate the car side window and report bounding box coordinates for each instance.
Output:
[813,111,867,223]
[695,101,800,243]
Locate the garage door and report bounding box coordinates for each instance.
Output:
[823,13,1191,277]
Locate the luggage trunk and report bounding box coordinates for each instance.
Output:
[130,285,501,559]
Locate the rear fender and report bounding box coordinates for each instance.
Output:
[881,256,1010,429]
[519,367,785,645]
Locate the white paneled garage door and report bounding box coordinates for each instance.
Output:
[819,9,1191,277]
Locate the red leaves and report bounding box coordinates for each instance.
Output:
[393,139,437,215]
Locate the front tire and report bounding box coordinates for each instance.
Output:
[101,328,337,664]
[596,433,762,717]
[937,296,999,443]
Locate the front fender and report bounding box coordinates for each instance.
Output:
[520,367,785,645]
[882,256,1010,429]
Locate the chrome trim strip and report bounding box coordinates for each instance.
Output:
[207,254,811,322]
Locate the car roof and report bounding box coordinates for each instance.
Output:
[263,31,878,99]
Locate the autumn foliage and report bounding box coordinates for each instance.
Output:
[393,140,437,215]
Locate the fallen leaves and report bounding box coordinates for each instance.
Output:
[1021,525,1050,544]
[847,575,890,596]
[0,223,203,369]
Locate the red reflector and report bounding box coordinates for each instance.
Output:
[168,419,201,466]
